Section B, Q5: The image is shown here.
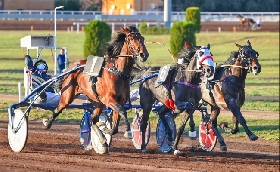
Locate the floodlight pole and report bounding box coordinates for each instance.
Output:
[54,6,64,76]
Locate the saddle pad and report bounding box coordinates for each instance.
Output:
[157,64,171,84]
[83,55,104,77]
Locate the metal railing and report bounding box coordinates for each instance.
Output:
[0,10,279,22]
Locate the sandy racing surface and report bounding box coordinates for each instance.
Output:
[0,111,279,172]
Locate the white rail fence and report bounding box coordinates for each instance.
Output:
[0,10,279,22]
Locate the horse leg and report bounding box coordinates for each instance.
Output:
[139,87,155,153]
[109,103,132,139]
[188,108,196,140]
[139,105,152,153]
[44,85,76,129]
[231,115,240,134]
[173,102,194,155]
[227,98,258,141]
[210,106,227,151]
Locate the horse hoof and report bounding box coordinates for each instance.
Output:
[219,122,228,129]
[231,129,239,134]
[42,118,48,126]
[174,149,180,155]
[43,119,52,130]
[124,131,132,139]
[220,145,227,151]
[141,149,147,153]
[189,131,197,140]
[250,134,258,141]
[101,146,109,154]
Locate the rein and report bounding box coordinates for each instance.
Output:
[145,41,176,64]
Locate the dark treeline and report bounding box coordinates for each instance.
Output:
[172,0,279,12]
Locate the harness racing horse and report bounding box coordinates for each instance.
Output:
[44,26,149,147]
[136,44,215,154]
[200,40,261,151]
[236,14,256,30]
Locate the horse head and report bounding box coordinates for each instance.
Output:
[121,26,149,62]
[193,44,215,78]
[235,40,261,75]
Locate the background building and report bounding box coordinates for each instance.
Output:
[102,0,163,14]
[3,0,54,10]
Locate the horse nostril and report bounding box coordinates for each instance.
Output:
[253,66,258,70]
[206,69,211,73]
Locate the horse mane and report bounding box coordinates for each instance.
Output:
[177,47,196,65]
[105,26,140,58]
[220,51,239,66]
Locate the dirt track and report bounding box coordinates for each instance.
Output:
[0,119,279,172]
[0,93,279,172]
[0,20,278,32]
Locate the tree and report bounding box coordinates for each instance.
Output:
[55,0,81,11]
[84,20,111,58]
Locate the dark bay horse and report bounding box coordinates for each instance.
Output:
[44,26,149,147]
[200,40,261,151]
[135,44,215,154]
[236,14,256,30]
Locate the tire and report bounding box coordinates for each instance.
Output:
[8,109,28,152]
[199,114,217,151]
[156,112,176,153]
[131,112,150,149]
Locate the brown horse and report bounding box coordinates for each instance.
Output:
[200,40,261,151]
[44,26,149,144]
[236,14,256,30]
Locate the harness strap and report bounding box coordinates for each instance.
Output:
[90,76,102,104]
[103,67,132,80]
[176,81,200,89]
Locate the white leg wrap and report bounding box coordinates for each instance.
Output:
[124,131,132,139]
[174,149,181,155]
[189,130,197,138]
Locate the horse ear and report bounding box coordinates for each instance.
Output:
[207,43,210,50]
[121,27,129,35]
[235,42,242,49]
[247,40,251,46]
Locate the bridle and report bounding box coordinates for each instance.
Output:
[116,31,144,61]
[237,45,259,73]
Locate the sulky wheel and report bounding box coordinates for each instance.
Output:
[131,112,150,149]
[156,113,176,153]
[199,114,217,151]
[80,112,93,150]
[8,109,28,152]
[90,113,112,154]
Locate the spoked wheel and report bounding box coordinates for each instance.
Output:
[8,109,28,152]
[131,112,150,149]
[156,113,176,153]
[199,114,217,151]
[91,113,112,154]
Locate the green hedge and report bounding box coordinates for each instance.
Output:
[170,21,196,56]
[83,20,111,58]
[138,22,170,35]
[186,7,201,33]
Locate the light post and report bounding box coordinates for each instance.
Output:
[54,5,64,76]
